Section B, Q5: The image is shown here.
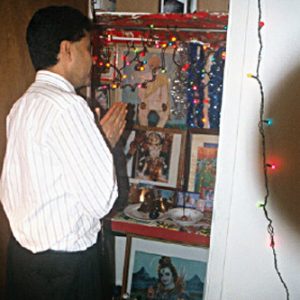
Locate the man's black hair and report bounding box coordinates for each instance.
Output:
[26,6,92,71]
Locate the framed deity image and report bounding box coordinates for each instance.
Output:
[176,191,206,212]
[115,44,187,129]
[160,0,188,13]
[187,129,219,199]
[123,237,209,299]
[124,126,186,189]
[95,86,111,110]
[92,86,111,121]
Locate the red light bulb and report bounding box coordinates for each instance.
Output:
[266,163,276,170]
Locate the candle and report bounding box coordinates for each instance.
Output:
[139,189,145,203]
[160,197,166,212]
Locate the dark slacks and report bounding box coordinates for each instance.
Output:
[6,236,104,300]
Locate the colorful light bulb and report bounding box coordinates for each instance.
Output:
[266,163,276,170]
[263,119,273,126]
[256,201,265,208]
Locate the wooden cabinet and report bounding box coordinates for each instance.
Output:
[91,8,228,299]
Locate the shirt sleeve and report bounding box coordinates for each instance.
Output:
[48,97,118,219]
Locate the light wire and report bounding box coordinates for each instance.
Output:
[252,1,290,298]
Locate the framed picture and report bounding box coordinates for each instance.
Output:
[88,85,111,123]
[160,0,188,13]
[115,44,187,128]
[189,0,197,13]
[176,191,206,212]
[123,237,209,299]
[125,126,186,189]
[94,0,116,11]
[187,129,219,198]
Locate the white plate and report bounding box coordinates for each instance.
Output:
[124,203,166,221]
[167,207,203,226]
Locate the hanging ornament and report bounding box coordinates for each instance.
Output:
[186,42,205,128]
[201,51,214,129]
[170,42,189,121]
[186,43,225,129]
[208,46,226,129]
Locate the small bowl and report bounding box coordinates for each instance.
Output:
[167,208,203,227]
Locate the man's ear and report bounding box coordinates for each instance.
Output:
[58,40,72,62]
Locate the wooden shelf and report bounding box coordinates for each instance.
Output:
[93,11,228,47]
[108,210,211,247]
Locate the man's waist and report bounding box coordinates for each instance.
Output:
[8,234,101,259]
[11,218,101,253]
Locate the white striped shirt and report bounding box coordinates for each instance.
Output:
[0,70,118,253]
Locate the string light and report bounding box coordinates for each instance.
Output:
[93,23,225,126]
[248,1,290,298]
[111,82,118,89]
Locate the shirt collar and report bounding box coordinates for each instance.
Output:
[35,70,76,93]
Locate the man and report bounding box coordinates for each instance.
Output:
[0,5,127,299]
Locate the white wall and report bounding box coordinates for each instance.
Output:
[206,0,300,299]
